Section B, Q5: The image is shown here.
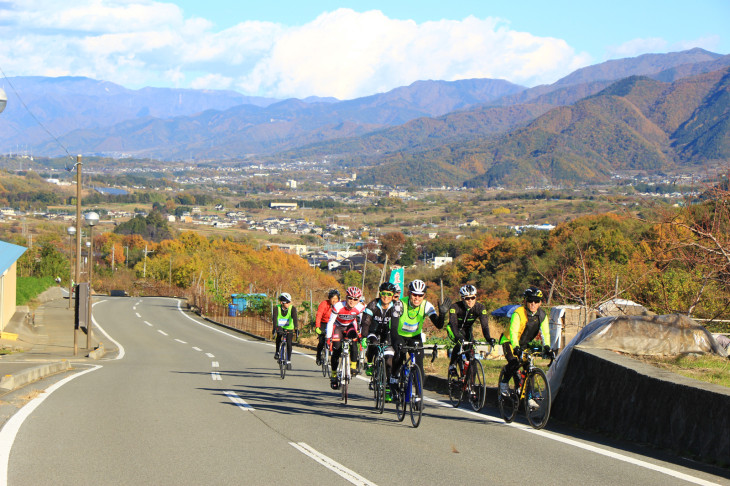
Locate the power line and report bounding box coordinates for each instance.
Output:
[0,64,76,170]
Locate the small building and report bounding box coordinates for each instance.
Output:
[270,202,298,210]
[433,256,452,269]
[0,240,27,332]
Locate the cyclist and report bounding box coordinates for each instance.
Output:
[390,279,450,388]
[447,284,495,374]
[314,289,340,366]
[272,292,298,369]
[361,282,403,401]
[326,286,366,389]
[498,286,551,402]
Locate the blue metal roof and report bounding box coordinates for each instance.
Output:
[0,240,27,275]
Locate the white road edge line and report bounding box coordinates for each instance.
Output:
[91,300,125,360]
[420,396,718,486]
[0,365,103,483]
[290,442,377,486]
[223,391,254,411]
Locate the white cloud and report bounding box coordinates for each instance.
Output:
[606,35,722,60]
[0,2,594,98]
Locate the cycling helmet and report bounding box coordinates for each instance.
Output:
[459,284,477,298]
[379,282,397,293]
[408,279,426,295]
[346,286,362,300]
[523,286,543,301]
[327,289,340,299]
[279,292,292,303]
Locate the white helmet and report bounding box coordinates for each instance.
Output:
[459,285,477,298]
[408,279,426,295]
[278,292,292,303]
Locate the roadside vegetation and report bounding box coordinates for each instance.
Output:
[16,276,56,306]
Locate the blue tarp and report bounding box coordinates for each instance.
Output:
[491,304,519,318]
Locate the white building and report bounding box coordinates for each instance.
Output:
[433,256,453,269]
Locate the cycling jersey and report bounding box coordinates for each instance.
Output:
[392,297,437,339]
[272,304,297,331]
[361,298,403,343]
[314,300,334,330]
[447,300,491,342]
[326,301,365,339]
[506,306,549,348]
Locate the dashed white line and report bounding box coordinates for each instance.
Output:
[224,391,254,411]
[135,312,141,318]
[212,362,219,368]
[192,347,202,351]
[290,442,376,486]
[144,321,153,327]
[157,330,168,336]
[211,372,222,381]
[175,339,187,344]
[206,353,215,358]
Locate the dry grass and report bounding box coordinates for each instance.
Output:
[634,354,730,388]
[18,389,42,405]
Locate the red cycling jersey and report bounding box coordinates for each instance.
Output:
[326,301,365,339]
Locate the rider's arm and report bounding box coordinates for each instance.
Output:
[314,301,328,329]
[477,306,492,341]
[272,306,278,334]
[539,312,550,346]
[291,306,298,331]
[325,305,338,339]
[508,310,521,348]
[361,306,374,337]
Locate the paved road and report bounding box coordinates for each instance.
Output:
[4,297,729,485]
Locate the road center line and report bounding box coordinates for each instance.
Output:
[206,353,215,358]
[223,391,254,411]
[290,442,377,486]
[135,312,141,318]
[211,372,222,381]
[144,321,153,327]
[192,347,202,351]
[158,330,168,336]
[175,339,187,344]
[212,362,219,368]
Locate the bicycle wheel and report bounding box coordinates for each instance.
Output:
[395,369,406,422]
[279,341,287,379]
[408,366,423,428]
[321,347,330,378]
[373,356,385,413]
[468,359,486,411]
[497,367,519,423]
[447,366,462,408]
[525,368,551,429]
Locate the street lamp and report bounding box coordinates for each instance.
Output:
[67,225,76,310]
[84,211,99,349]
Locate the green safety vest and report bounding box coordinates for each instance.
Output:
[396,298,426,337]
[276,305,295,330]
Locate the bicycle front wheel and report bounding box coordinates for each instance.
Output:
[408,366,423,428]
[468,358,486,412]
[497,367,519,423]
[373,356,385,413]
[279,342,287,379]
[525,368,551,429]
[321,348,330,378]
[395,370,406,422]
[447,367,462,408]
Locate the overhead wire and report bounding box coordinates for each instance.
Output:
[0,64,77,171]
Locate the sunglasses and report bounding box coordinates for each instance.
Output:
[526,298,541,304]
[380,291,394,297]
[410,293,424,298]
[347,296,359,301]
[463,296,476,301]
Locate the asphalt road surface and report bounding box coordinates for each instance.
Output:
[3,297,729,485]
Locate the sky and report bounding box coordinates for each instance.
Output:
[0,0,727,100]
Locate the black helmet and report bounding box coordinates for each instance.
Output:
[523,286,543,301]
[379,282,397,293]
[327,289,340,299]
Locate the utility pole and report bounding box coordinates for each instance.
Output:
[111,244,115,272]
[74,155,82,357]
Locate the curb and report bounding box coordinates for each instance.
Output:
[88,342,106,360]
[0,360,73,392]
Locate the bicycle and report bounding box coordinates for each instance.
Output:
[393,344,437,428]
[447,341,490,411]
[497,345,555,429]
[335,337,356,405]
[369,342,388,414]
[276,330,293,380]
[321,345,331,378]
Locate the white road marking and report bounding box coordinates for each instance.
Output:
[176,301,249,343]
[0,365,103,483]
[144,321,153,327]
[90,300,125,360]
[224,391,254,411]
[211,372,222,381]
[212,362,219,368]
[290,442,377,486]
[158,330,168,336]
[421,396,719,486]
[206,353,215,358]
[175,339,187,344]
[192,347,202,351]
[135,312,141,318]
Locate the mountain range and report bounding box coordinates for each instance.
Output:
[1,47,728,187]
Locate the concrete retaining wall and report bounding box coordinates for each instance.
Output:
[551,347,730,465]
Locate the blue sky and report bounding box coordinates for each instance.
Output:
[0,0,727,99]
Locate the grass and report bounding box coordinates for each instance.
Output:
[636,354,730,388]
[16,276,56,306]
